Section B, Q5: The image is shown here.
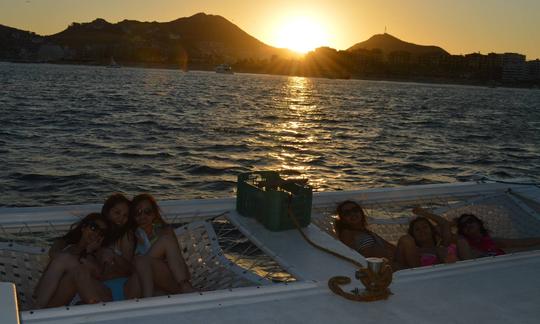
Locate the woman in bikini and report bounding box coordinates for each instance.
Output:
[394,207,457,269]
[33,212,109,308]
[38,194,139,306]
[334,200,396,260]
[131,193,194,297]
[456,213,540,259]
[74,193,140,303]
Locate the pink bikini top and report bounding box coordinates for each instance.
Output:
[420,244,457,266]
[466,235,505,256]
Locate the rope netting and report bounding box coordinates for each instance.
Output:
[2,190,540,310]
[311,192,540,244]
[0,214,295,310]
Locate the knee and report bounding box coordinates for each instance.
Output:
[50,253,79,270]
[397,235,417,249]
[72,264,92,280]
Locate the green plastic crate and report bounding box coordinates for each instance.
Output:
[236,171,312,231]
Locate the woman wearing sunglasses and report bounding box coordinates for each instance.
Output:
[456,213,540,259]
[334,200,396,261]
[130,193,194,298]
[33,212,109,308]
[44,194,140,303]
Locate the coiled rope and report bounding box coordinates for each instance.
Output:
[286,203,392,302]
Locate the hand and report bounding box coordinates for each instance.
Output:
[101,248,115,266]
[444,253,458,264]
[86,236,104,253]
[79,257,104,279]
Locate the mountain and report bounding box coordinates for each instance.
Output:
[0,13,294,66]
[0,24,44,60]
[348,33,449,56]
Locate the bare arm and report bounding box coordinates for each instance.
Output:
[412,207,453,246]
[494,237,540,249]
[337,230,356,250]
[364,232,396,260]
[48,238,67,258]
[113,233,136,272]
[358,245,395,261]
[456,237,474,260]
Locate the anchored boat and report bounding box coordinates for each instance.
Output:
[1,181,540,323]
[215,64,233,74]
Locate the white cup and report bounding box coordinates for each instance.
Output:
[366,257,384,274]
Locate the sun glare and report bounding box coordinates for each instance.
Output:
[274,17,330,54]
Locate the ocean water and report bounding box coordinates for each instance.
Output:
[1,62,539,207]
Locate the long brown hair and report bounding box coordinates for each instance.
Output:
[62,212,108,246]
[130,193,167,226]
[334,200,367,237]
[101,193,133,245]
[408,217,439,247]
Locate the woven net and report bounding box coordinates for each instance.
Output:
[311,192,540,244]
[0,214,295,311]
[2,190,539,310]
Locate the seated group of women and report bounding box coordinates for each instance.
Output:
[33,193,193,309]
[334,200,540,270]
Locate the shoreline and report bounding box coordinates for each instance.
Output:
[2,59,539,90]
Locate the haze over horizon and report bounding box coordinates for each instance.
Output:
[1,0,539,59]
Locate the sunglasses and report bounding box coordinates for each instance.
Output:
[137,207,154,216]
[84,220,106,234]
[341,206,362,217]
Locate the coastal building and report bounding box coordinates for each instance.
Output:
[527,59,540,81]
[502,52,527,81]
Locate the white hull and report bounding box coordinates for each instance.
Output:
[1,182,540,324]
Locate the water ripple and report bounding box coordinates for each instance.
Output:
[1,63,540,206]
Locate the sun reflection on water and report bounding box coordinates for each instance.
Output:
[263,76,328,189]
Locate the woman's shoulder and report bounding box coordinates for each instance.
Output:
[158,224,175,237]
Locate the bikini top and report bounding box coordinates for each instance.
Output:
[135,223,162,255]
[466,235,505,257]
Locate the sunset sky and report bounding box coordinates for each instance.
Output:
[1,0,539,58]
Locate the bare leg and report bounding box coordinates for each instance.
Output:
[457,237,473,260]
[45,270,78,308]
[150,259,183,294]
[134,255,155,298]
[394,235,421,269]
[75,265,112,304]
[124,272,142,299]
[33,253,79,309]
[148,235,191,284]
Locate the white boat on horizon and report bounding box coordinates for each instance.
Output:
[107,57,121,68]
[1,181,540,323]
[215,64,233,74]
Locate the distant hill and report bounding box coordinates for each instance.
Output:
[0,13,295,66]
[348,33,449,57]
[0,24,44,60]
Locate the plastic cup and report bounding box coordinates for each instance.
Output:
[366,257,384,274]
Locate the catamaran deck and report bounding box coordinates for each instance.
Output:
[2,182,540,324]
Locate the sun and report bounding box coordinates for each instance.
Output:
[274,17,330,54]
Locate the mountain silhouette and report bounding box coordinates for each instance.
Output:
[348,33,448,56]
[49,13,291,62]
[0,13,294,66]
[0,24,44,59]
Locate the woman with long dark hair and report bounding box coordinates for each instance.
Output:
[36,193,139,307]
[456,213,540,259]
[131,193,194,297]
[33,212,109,308]
[334,200,396,260]
[97,193,139,301]
[394,207,457,269]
